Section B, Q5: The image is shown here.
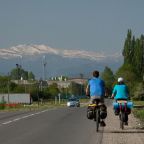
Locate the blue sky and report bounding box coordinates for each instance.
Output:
[0,0,144,54]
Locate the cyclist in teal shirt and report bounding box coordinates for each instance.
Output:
[111,77,129,125]
[111,77,129,100]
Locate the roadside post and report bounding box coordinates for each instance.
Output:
[58,93,61,104]
[55,96,57,105]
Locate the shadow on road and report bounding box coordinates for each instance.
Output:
[103,130,144,133]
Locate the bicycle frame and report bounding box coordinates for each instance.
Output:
[89,99,101,132]
[117,100,127,130]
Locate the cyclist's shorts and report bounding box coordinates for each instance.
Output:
[90,96,104,104]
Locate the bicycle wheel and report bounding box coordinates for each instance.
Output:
[96,109,99,132]
[120,111,124,130]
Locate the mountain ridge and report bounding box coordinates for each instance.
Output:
[0,44,123,78]
[0,44,122,61]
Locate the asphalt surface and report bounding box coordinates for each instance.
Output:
[1,99,144,144]
[0,106,104,144]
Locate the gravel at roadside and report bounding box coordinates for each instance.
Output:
[101,99,144,144]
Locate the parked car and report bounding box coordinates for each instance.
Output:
[67,98,80,107]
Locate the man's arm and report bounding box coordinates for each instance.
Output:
[111,93,115,98]
[85,84,90,97]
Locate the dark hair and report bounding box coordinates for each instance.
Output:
[118,81,124,85]
[93,70,99,78]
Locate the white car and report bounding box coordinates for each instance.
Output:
[67,98,80,107]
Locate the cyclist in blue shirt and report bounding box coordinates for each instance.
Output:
[86,70,106,126]
[86,70,105,104]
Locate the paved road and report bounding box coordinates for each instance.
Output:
[0,99,144,144]
[0,107,104,144]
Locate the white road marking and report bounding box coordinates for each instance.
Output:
[0,108,56,126]
[2,121,12,125]
[12,118,21,121]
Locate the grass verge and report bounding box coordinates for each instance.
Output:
[0,98,89,112]
[0,102,67,112]
[133,101,144,124]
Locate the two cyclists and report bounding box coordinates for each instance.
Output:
[86,69,131,127]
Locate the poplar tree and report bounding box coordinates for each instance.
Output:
[122,29,144,79]
[122,29,133,64]
[101,66,115,95]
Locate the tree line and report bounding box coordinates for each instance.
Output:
[0,67,86,101]
[101,29,144,100]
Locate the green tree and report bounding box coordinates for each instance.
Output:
[13,85,25,93]
[133,82,144,100]
[10,68,20,80]
[9,82,17,92]
[133,38,143,77]
[28,71,35,80]
[115,63,137,97]
[48,83,59,98]
[68,82,83,97]
[115,29,144,100]
[122,29,133,64]
[10,67,35,80]
[101,66,115,96]
[0,76,9,93]
[122,30,144,80]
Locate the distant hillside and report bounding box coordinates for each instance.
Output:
[0,44,123,78]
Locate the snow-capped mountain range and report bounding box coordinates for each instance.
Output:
[0,44,123,78]
[0,44,122,61]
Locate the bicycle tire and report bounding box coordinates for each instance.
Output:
[120,111,124,130]
[96,109,99,132]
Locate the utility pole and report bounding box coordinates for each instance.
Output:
[42,56,47,80]
[20,56,23,80]
[7,72,10,104]
[80,73,84,97]
[58,93,61,104]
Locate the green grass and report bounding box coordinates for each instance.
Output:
[0,101,67,112]
[133,109,144,120]
[0,98,89,112]
[133,101,144,106]
[133,100,144,122]
[80,98,89,103]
